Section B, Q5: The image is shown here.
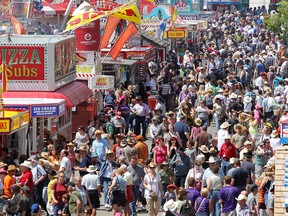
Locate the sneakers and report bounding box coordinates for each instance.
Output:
[105,204,112,211]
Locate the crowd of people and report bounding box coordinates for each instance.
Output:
[0,5,287,216]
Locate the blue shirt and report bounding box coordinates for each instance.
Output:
[256,63,265,76]
[174,121,189,141]
[92,138,109,161]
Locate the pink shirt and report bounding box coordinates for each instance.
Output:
[254,109,261,119]
[155,146,167,164]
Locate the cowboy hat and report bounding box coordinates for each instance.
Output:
[235,194,247,201]
[224,134,231,140]
[7,165,17,171]
[161,161,169,167]
[230,93,238,99]
[220,122,230,129]
[67,142,74,147]
[166,111,175,116]
[207,157,217,164]
[41,152,49,160]
[271,130,279,138]
[167,184,177,190]
[20,161,32,169]
[199,145,209,153]
[217,88,224,93]
[229,157,236,165]
[243,96,252,103]
[244,141,253,146]
[79,146,87,152]
[233,124,244,132]
[86,165,97,173]
[194,118,202,126]
[148,162,156,168]
[106,150,114,156]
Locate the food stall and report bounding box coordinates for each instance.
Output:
[0,34,92,155]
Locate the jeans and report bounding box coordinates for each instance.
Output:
[133,116,148,137]
[34,181,47,211]
[53,203,64,216]
[102,177,112,205]
[210,189,221,216]
[175,174,187,187]
[214,113,220,131]
[201,119,209,127]
[161,183,169,205]
[124,116,130,134]
[129,185,140,216]
[221,159,231,176]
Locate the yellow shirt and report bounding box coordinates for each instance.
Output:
[47,178,57,203]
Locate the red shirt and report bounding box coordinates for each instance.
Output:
[19,170,33,196]
[52,182,67,204]
[219,142,237,159]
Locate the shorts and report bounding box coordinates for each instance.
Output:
[111,191,126,207]
[267,195,274,209]
[88,190,100,208]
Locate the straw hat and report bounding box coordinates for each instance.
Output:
[41,152,49,160]
[7,165,17,171]
[148,162,156,168]
[220,122,230,129]
[199,145,209,153]
[194,118,202,126]
[86,165,97,173]
[20,161,32,169]
[79,146,87,152]
[244,141,253,146]
[230,93,238,99]
[67,142,74,147]
[207,157,217,164]
[235,194,247,201]
[166,111,175,116]
[106,150,114,156]
[0,162,7,168]
[244,96,252,103]
[233,124,244,131]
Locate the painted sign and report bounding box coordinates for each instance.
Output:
[207,0,241,4]
[11,116,21,131]
[88,75,115,91]
[171,0,200,15]
[165,29,188,38]
[74,20,100,51]
[282,123,288,138]
[143,4,170,21]
[0,119,10,133]
[54,39,76,81]
[0,46,45,80]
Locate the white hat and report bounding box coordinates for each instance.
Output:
[207,156,217,164]
[120,164,127,170]
[163,199,177,212]
[235,194,247,201]
[224,134,231,140]
[230,93,238,99]
[229,157,236,164]
[218,88,224,93]
[195,154,205,162]
[20,160,32,169]
[220,122,231,129]
[243,96,252,103]
[86,165,97,173]
[244,141,253,146]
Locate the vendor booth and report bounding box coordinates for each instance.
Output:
[0,34,92,155]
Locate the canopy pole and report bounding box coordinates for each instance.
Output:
[60,0,74,31]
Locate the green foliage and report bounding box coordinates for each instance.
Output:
[265,0,288,39]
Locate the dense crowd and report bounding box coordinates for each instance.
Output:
[0,5,287,216]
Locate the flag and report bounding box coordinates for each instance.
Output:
[65,1,141,32]
[0,63,8,92]
[109,22,138,60]
[99,16,121,50]
[171,7,178,22]
[9,14,26,34]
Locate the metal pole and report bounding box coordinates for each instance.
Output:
[60,0,74,31]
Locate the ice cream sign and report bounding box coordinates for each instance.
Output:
[0,45,45,80]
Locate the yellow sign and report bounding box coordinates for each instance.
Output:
[65,1,141,32]
[166,30,187,39]
[0,119,10,133]
[76,65,95,74]
[21,112,30,126]
[11,116,20,131]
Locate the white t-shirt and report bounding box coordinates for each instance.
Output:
[81,173,100,190]
[144,173,161,199]
[217,129,229,150]
[60,156,72,180]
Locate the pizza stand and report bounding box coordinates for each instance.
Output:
[0,34,92,155]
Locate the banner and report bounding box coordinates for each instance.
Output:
[65,1,141,32]
[9,14,26,34]
[88,75,115,91]
[99,16,121,49]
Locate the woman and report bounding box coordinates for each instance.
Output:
[255,139,274,178]
[73,126,89,148]
[153,138,167,171]
[143,162,162,216]
[195,188,213,216]
[163,124,182,147]
[49,147,60,171]
[185,155,205,190]
[67,142,76,169]
[196,85,206,107]
[191,118,202,142]
[108,168,127,216]
[213,98,226,131]
[167,137,179,162]
[178,85,189,104]
[167,111,177,125]
[207,166,222,216]
[195,101,210,127]
[118,98,130,133]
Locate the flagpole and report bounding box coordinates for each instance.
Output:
[101,51,110,64]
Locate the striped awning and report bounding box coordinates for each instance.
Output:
[34,1,66,15]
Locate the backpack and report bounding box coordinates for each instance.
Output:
[180,201,193,216]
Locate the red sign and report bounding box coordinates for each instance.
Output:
[74,20,100,51]
[1,0,10,21]
[0,46,45,80]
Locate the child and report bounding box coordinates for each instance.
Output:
[254,104,262,128]
[58,193,70,216]
[164,184,177,201]
[158,162,174,208]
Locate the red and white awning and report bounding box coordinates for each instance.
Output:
[35,1,66,15]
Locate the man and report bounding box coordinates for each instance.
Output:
[91,130,110,161]
[30,157,47,210]
[231,159,249,192]
[219,135,237,175]
[74,146,91,176]
[227,158,237,177]
[227,112,239,134]
[67,182,84,216]
[124,137,138,162]
[262,91,275,121]
[219,176,239,216]
[235,194,252,215]
[155,117,169,137]
[217,122,230,150]
[231,124,248,152]
[170,147,191,187]
[131,96,151,138]
[195,126,210,147]
[241,151,256,185]
[59,149,72,183]
[247,184,258,215]
[19,160,34,197]
[134,135,149,166]
[174,115,190,147]
[111,112,126,134]
[127,156,145,216]
[3,165,16,198]
[239,141,253,161]
[51,171,67,215]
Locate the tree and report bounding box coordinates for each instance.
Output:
[265,0,288,40]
